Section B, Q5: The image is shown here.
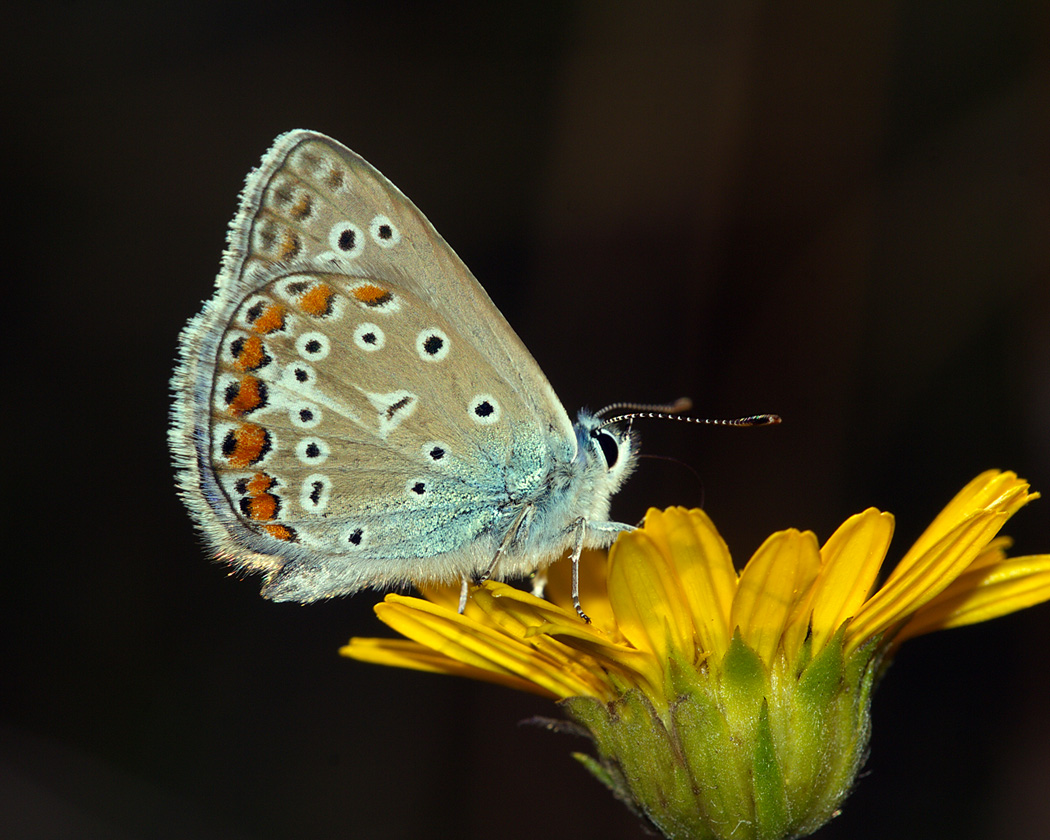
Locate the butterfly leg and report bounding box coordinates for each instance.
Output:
[569,520,636,622]
[569,518,590,623]
[478,504,533,585]
[477,546,505,586]
[457,576,471,614]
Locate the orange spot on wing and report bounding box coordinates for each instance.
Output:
[246,472,275,495]
[227,424,268,469]
[226,376,264,416]
[246,493,279,521]
[290,193,313,220]
[299,282,334,316]
[252,303,285,334]
[264,524,296,541]
[234,335,266,371]
[351,284,392,306]
[279,231,301,260]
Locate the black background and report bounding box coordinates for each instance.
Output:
[3,3,1049,839]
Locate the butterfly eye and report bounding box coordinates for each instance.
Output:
[594,429,620,469]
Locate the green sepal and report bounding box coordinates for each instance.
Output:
[668,656,748,837]
[559,630,883,840]
[563,691,708,839]
[752,701,789,840]
[784,625,848,816]
[721,629,769,703]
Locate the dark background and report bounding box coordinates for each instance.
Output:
[3,3,1049,838]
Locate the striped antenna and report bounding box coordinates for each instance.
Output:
[594,399,780,433]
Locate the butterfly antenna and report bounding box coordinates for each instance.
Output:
[594,405,781,433]
[594,397,693,418]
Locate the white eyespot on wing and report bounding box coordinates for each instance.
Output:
[369,214,401,248]
[289,403,322,429]
[296,331,330,361]
[281,361,316,389]
[421,441,450,464]
[296,437,330,465]
[300,474,332,514]
[468,395,501,425]
[405,478,428,498]
[343,525,366,549]
[416,328,450,362]
[327,221,364,259]
[353,323,385,351]
[360,389,419,438]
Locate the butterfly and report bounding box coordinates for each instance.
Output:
[169,130,642,618]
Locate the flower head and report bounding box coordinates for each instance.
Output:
[342,471,1050,839]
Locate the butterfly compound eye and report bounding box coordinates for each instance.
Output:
[594,429,620,469]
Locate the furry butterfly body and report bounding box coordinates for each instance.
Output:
[170,130,636,603]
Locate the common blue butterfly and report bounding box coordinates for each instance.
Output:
[170,130,644,617]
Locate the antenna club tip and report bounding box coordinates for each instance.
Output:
[726,413,782,427]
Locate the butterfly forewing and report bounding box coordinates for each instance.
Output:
[237,133,569,436]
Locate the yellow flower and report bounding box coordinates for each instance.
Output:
[342,471,1050,840]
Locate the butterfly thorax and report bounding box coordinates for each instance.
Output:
[465,409,637,584]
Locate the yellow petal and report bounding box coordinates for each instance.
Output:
[959,536,1011,574]
[415,581,464,613]
[485,584,631,650]
[809,509,894,652]
[340,637,554,697]
[375,596,601,699]
[846,511,1007,654]
[525,627,665,698]
[472,584,650,689]
[892,554,1050,645]
[731,529,820,666]
[475,590,634,699]
[479,586,663,690]
[473,582,578,636]
[645,507,737,659]
[885,472,1032,585]
[608,529,696,665]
